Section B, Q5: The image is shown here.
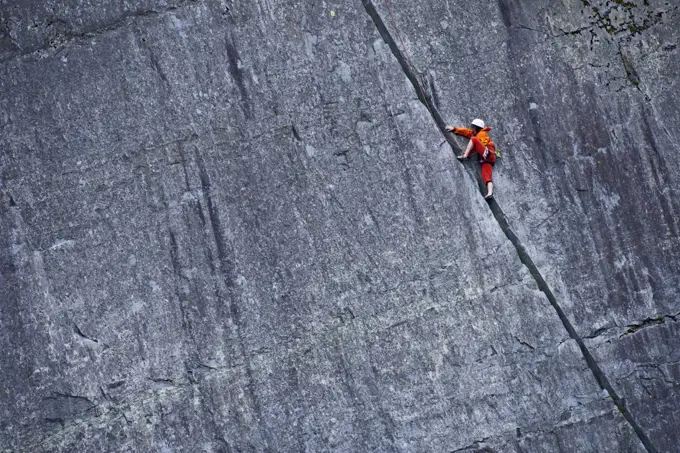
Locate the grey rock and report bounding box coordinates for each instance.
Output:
[0,0,677,452]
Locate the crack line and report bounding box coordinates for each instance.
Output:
[360,1,658,452]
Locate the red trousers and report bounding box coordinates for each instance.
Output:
[470,137,495,185]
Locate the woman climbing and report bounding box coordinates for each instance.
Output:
[446,119,497,200]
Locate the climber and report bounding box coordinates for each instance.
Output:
[446,119,497,200]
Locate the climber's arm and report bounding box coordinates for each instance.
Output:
[445,126,474,138]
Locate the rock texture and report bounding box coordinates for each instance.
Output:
[0,0,678,452]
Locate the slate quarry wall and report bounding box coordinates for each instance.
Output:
[0,0,678,452]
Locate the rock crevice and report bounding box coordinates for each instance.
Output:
[360,1,659,451]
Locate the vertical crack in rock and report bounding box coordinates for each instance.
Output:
[361,1,658,452]
[193,149,271,450]
[360,0,459,151]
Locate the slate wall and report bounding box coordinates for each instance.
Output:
[1,0,677,452]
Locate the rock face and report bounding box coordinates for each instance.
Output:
[0,0,678,452]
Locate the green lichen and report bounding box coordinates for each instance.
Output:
[581,0,662,37]
[613,0,636,7]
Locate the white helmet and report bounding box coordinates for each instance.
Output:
[471,118,485,128]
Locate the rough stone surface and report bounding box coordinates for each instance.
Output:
[0,0,677,452]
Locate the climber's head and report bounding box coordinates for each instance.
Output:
[471,118,485,134]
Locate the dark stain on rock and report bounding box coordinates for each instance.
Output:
[498,0,517,28]
[148,47,170,88]
[0,17,19,55]
[427,72,441,110]
[73,323,99,343]
[42,393,96,421]
[527,107,547,164]
[225,32,251,119]
[621,53,641,88]
[107,380,126,389]
[291,124,302,141]
[640,111,679,237]
[168,229,183,281]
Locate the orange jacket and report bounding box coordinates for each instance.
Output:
[452,126,496,152]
